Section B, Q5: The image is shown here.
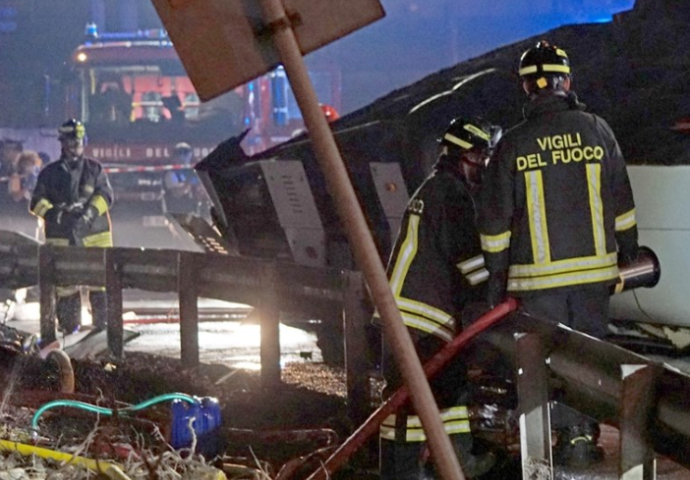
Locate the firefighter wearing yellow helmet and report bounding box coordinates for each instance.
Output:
[477,41,639,467]
[30,119,115,334]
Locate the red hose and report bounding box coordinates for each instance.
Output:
[305,298,519,480]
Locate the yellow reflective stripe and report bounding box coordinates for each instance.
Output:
[556,49,568,58]
[466,268,489,285]
[444,133,473,150]
[519,64,570,76]
[33,199,53,218]
[45,238,69,246]
[399,310,454,342]
[507,264,619,291]
[480,231,511,253]
[390,215,420,296]
[81,231,113,248]
[464,123,491,141]
[508,252,618,277]
[587,164,606,256]
[525,170,550,264]
[380,407,472,442]
[90,195,109,216]
[396,295,453,326]
[457,254,484,274]
[615,208,637,232]
[542,64,570,74]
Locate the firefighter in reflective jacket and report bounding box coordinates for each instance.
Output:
[476,41,639,466]
[30,119,114,334]
[378,117,499,480]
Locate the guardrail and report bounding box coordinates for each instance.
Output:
[0,229,373,424]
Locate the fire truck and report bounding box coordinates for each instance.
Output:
[62,24,341,215]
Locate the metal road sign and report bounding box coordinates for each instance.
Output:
[150,0,385,101]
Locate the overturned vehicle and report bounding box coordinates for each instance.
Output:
[183,0,689,363]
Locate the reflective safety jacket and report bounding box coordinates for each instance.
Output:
[30,155,114,247]
[381,157,488,342]
[477,93,638,293]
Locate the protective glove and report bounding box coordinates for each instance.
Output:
[43,207,64,225]
[72,204,99,239]
[486,271,508,308]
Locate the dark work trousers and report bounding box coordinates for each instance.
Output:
[519,284,610,429]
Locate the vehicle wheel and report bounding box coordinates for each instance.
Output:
[45,349,75,393]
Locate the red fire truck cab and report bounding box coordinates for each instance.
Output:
[64,25,341,215]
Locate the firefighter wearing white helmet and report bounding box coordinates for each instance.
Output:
[30,119,114,334]
[477,41,639,466]
[377,117,499,480]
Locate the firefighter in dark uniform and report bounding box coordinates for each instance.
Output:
[30,119,114,334]
[378,118,499,480]
[476,41,639,466]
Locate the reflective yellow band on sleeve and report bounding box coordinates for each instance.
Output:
[480,231,511,253]
[615,208,637,232]
[33,198,54,218]
[90,195,109,216]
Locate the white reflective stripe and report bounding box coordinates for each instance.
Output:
[525,171,550,264]
[390,215,420,296]
[444,133,473,150]
[615,208,637,231]
[480,231,511,253]
[466,268,489,285]
[508,265,619,291]
[508,252,618,277]
[457,254,484,274]
[587,164,606,256]
[396,296,453,326]
[400,311,454,342]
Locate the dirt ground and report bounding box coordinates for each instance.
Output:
[0,350,373,480]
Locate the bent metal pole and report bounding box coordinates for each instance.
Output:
[254,1,467,479]
[306,299,519,480]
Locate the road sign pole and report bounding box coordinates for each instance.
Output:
[255,1,466,479]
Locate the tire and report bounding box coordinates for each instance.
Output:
[45,349,75,393]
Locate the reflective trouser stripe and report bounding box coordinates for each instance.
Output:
[380,406,471,442]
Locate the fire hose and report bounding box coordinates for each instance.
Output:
[306,298,520,480]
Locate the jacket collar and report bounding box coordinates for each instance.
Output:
[523,91,585,120]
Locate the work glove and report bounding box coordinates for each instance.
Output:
[43,207,64,225]
[72,204,99,239]
[486,271,508,308]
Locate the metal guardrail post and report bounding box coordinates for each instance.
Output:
[38,245,57,344]
[516,333,553,480]
[178,252,200,368]
[343,270,372,427]
[104,249,124,358]
[260,262,281,386]
[620,364,659,480]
